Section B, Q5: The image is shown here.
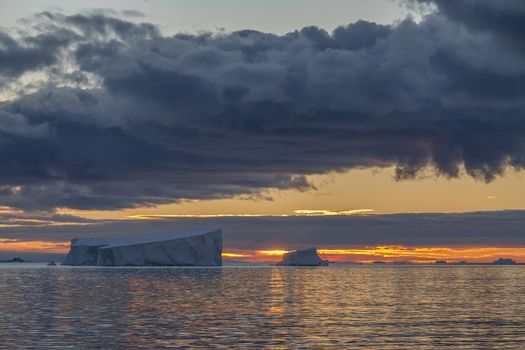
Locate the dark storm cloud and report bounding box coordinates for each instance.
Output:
[412,0,525,47]
[0,29,73,80]
[0,4,525,210]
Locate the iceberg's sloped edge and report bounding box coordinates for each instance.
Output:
[276,247,329,266]
[63,229,222,266]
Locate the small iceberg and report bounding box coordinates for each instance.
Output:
[0,257,25,263]
[47,261,57,266]
[276,247,328,266]
[493,258,516,265]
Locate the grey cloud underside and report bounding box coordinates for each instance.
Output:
[0,210,95,226]
[412,0,525,48]
[1,3,525,210]
[1,211,525,250]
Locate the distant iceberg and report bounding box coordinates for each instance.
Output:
[276,247,328,266]
[63,229,222,266]
[0,257,25,263]
[493,258,516,265]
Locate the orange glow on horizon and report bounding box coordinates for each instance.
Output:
[0,240,70,253]
[2,240,525,264]
[256,250,290,256]
[125,209,374,220]
[226,246,525,264]
[221,252,249,258]
[317,246,525,262]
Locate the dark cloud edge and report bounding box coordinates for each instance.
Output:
[0,1,525,210]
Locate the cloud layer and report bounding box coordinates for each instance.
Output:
[1,211,525,252]
[1,1,525,210]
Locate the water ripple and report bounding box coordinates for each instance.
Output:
[0,265,524,349]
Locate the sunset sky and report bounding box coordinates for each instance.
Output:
[1,0,525,263]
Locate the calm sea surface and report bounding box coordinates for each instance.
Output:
[0,264,524,349]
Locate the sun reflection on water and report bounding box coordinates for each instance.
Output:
[1,266,525,348]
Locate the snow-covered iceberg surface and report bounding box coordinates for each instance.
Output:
[276,247,328,266]
[63,229,222,266]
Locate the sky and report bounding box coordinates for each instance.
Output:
[0,0,412,35]
[1,0,525,262]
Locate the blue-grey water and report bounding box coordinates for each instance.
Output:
[1,264,524,349]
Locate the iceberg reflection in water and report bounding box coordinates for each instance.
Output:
[0,265,524,349]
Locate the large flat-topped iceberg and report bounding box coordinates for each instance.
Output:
[276,247,328,266]
[63,229,222,266]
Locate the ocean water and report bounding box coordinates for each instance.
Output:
[0,264,524,349]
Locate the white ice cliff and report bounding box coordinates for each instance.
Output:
[276,247,328,266]
[63,229,222,266]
